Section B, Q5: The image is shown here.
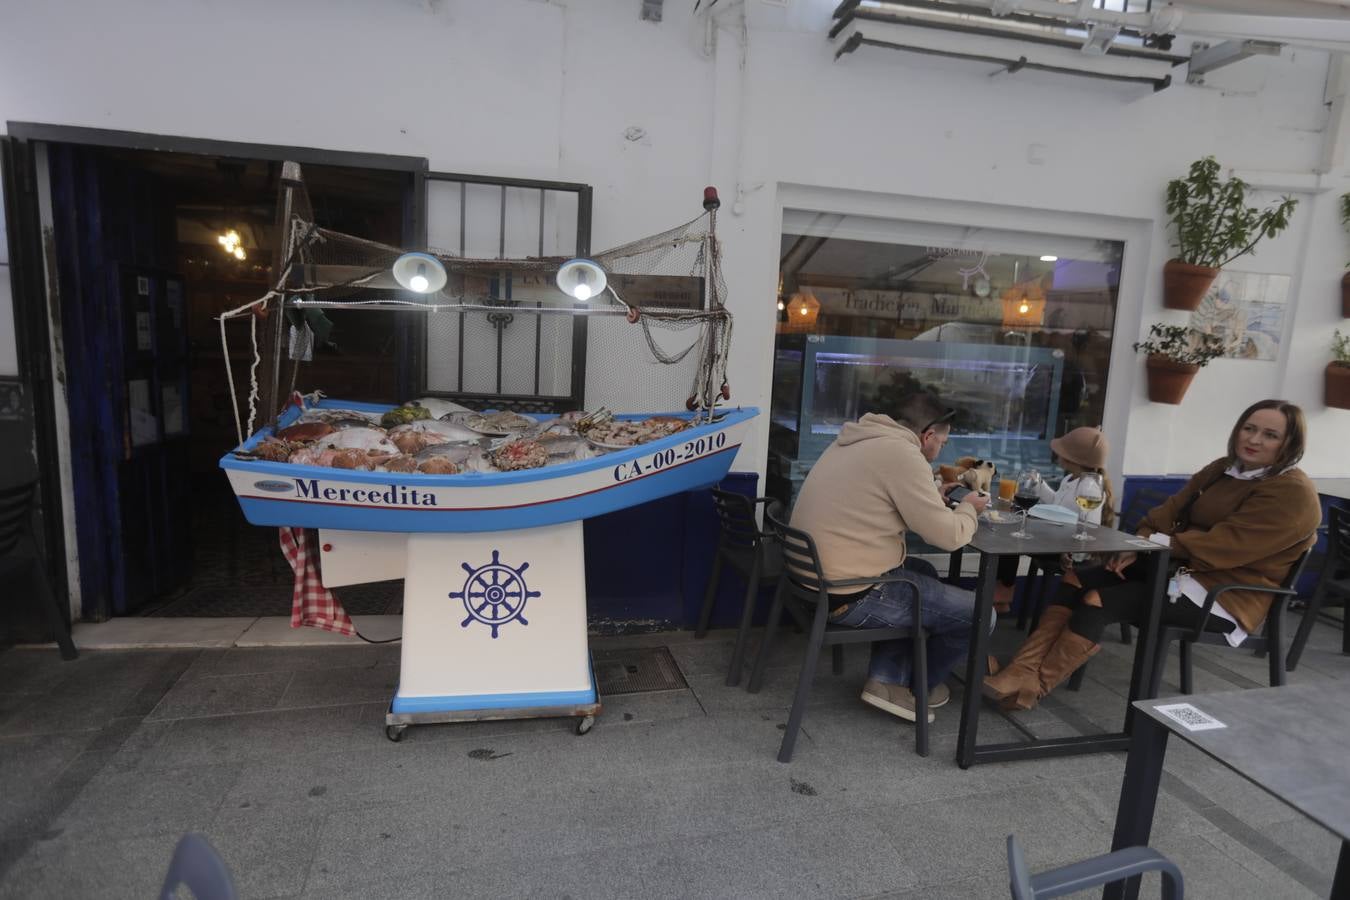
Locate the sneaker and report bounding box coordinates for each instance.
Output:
[861,678,936,723]
[928,682,951,708]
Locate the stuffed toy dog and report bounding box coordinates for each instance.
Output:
[953,456,995,493]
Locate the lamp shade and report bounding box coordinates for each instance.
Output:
[392,252,448,294]
[556,258,607,302]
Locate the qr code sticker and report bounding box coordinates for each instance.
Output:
[1155,703,1226,732]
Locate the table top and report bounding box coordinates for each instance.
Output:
[1134,685,1350,840]
[969,516,1167,556]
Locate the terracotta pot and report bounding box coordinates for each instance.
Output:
[1342,272,1350,318]
[1328,362,1350,410]
[1145,355,1200,405]
[1163,259,1219,311]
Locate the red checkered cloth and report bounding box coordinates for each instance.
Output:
[278,527,356,636]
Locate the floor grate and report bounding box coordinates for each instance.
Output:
[592,646,688,695]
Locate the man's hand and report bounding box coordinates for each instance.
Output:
[962,491,991,514]
[1105,552,1137,578]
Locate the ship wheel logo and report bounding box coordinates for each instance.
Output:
[450,550,540,639]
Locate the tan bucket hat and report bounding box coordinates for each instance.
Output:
[1050,426,1109,470]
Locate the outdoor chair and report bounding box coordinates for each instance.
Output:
[1287,505,1350,670]
[694,488,782,687]
[747,504,930,761]
[0,480,77,660]
[159,833,237,900]
[1147,545,1313,697]
[1007,834,1183,899]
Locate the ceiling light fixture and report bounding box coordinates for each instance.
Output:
[1040,255,1058,262]
[218,229,245,261]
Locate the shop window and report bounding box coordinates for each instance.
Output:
[770,210,1123,506]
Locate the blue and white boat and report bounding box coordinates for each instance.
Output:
[221,399,759,532]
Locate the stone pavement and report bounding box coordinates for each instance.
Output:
[1,614,1347,899]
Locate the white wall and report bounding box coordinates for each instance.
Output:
[3,0,1349,485]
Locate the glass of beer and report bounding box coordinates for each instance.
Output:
[998,478,1017,502]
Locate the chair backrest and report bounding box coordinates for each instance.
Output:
[1006,835,1035,900]
[1282,543,1316,591]
[1327,505,1350,565]
[0,481,37,559]
[764,502,829,596]
[710,488,763,552]
[160,833,237,900]
[1119,487,1171,536]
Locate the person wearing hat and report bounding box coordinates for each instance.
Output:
[992,426,1116,611]
[985,400,1321,711]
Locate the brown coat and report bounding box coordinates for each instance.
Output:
[789,414,978,591]
[1137,458,1321,633]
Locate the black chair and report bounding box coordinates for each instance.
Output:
[1007,834,1183,899]
[0,481,77,660]
[1287,505,1350,670]
[159,833,238,900]
[1147,545,1313,697]
[746,504,930,761]
[694,489,782,687]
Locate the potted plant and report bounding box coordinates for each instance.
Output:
[1341,194,1350,317]
[1329,330,1350,410]
[1134,323,1226,404]
[1164,157,1299,311]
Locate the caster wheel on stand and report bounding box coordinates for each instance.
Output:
[575,716,595,736]
[385,724,407,743]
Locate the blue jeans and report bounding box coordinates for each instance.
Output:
[827,557,989,693]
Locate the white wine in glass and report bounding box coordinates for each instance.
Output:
[1072,473,1104,542]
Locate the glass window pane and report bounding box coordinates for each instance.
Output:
[771,209,1124,506]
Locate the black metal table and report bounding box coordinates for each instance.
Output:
[949,517,1170,769]
[1108,685,1350,899]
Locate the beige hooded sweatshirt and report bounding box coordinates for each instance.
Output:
[789,413,979,592]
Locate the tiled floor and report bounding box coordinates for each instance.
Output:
[1,614,1347,899]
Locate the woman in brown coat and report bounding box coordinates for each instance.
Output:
[984,399,1321,710]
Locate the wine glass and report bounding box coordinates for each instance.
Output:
[1008,470,1041,539]
[1073,472,1105,542]
[1013,470,1042,512]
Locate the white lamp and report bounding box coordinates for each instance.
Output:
[392,252,448,294]
[556,258,607,302]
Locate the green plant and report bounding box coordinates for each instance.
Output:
[1166,157,1298,269]
[1334,329,1350,366]
[1134,323,1226,367]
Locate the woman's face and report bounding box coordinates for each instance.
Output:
[1235,408,1287,468]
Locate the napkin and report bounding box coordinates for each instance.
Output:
[1027,503,1079,526]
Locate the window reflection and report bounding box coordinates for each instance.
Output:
[770,212,1123,506]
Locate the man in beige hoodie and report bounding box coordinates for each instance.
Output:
[790,391,989,723]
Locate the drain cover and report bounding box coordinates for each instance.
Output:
[592,646,688,695]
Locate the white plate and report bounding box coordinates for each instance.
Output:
[981,509,1020,525]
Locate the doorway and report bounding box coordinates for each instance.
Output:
[5,126,424,621]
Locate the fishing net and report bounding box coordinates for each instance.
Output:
[218,163,733,445]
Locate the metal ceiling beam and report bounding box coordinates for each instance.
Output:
[1186,39,1282,84]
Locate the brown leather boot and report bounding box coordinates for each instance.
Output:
[1036,629,1101,700]
[983,604,1072,710]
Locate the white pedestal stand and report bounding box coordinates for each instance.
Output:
[319,522,600,741]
